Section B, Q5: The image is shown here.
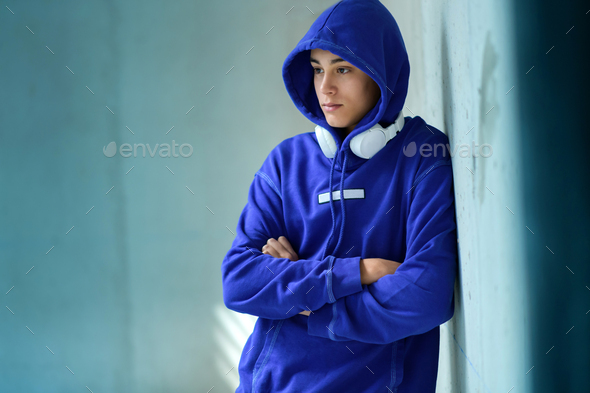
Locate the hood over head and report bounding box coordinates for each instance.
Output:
[282,0,411,259]
[282,0,410,169]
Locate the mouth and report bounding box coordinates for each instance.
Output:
[323,103,342,112]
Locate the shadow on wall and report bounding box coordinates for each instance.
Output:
[512,0,590,391]
[439,17,466,392]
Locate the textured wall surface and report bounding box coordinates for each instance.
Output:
[386,0,533,392]
[392,0,590,392]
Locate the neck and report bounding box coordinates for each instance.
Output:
[342,125,355,138]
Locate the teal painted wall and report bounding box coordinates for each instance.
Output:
[1,1,588,392]
[0,1,297,391]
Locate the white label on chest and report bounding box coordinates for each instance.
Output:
[318,188,365,204]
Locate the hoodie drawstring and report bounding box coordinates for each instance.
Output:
[321,149,349,260]
[333,149,348,256]
[321,153,338,260]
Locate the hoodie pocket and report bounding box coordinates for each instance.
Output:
[251,319,285,393]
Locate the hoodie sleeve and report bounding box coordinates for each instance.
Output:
[221,152,363,320]
[306,160,458,344]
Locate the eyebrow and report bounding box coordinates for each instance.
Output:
[309,56,347,65]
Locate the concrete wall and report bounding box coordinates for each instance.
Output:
[386,0,532,391]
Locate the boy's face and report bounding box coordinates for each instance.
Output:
[310,48,381,137]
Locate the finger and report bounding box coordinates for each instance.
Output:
[268,238,295,260]
[277,236,298,258]
[262,244,281,258]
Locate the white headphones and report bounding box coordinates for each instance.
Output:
[315,110,405,159]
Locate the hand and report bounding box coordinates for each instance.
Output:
[262,236,299,261]
[300,259,400,315]
[360,258,402,285]
[262,237,306,316]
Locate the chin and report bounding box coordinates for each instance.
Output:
[324,116,349,129]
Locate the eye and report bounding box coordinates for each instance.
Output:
[311,67,350,75]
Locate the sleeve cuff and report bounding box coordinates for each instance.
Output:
[329,256,362,301]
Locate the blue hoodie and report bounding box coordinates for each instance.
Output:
[221,0,458,391]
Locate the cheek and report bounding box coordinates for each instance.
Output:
[352,84,376,108]
[363,81,380,108]
[372,88,381,106]
[373,82,381,100]
[355,79,374,98]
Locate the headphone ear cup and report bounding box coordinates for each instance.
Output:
[350,129,387,159]
[315,125,337,158]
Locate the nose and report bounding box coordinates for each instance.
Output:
[320,72,336,96]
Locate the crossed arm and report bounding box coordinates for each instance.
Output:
[261,236,402,316]
[223,160,457,343]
